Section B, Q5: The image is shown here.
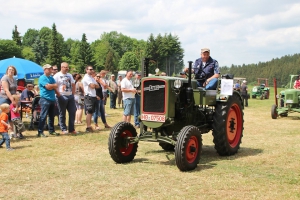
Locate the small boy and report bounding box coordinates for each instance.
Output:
[10,94,26,139]
[0,103,14,151]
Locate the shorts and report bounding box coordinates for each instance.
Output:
[12,118,26,133]
[75,95,84,110]
[84,96,97,114]
[123,98,135,116]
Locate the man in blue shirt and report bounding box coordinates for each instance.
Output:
[37,64,59,137]
[185,48,220,89]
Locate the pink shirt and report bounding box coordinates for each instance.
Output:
[10,104,21,120]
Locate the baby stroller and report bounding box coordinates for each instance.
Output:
[28,95,48,130]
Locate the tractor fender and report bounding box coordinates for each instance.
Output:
[217,91,243,105]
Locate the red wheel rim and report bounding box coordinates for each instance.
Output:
[226,103,242,147]
[119,130,133,156]
[185,136,198,163]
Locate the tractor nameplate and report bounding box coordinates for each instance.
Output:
[141,114,166,122]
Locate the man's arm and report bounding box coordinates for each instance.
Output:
[45,83,57,90]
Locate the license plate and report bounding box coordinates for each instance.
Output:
[141,114,166,122]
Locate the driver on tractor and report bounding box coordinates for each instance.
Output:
[184,48,220,89]
[293,75,300,89]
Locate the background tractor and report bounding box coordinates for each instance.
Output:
[108,59,244,171]
[251,78,270,100]
[271,75,300,119]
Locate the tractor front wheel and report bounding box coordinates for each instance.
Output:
[175,126,202,171]
[252,95,256,99]
[212,93,244,156]
[271,104,278,119]
[108,122,138,163]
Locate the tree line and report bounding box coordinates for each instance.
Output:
[0,24,184,75]
[1,24,299,85]
[219,53,300,87]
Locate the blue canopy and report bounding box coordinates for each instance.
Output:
[0,57,44,79]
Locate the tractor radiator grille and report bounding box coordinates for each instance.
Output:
[286,94,293,100]
[143,80,165,113]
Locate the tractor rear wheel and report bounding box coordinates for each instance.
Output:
[159,142,175,151]
[271,104,278,119]
[260,94,264,100]
[175,126,202,171]
[212,93,244,156]
[108,122,138,163]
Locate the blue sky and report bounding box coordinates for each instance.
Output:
[1,0,300,67]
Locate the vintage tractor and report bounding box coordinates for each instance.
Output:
[108,59,244,171]
[251,78,270,100]
[271,75,300,119]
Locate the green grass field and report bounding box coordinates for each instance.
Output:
[1,89,300,200]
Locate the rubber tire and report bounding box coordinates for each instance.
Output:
[265,90,270,99]
[108,121,138,163]
[252,95,256,99]
[159,142,175,151]
[175,126,202,171]
[260,94,264,100]
[212,93,244,156]
[271,104,278,119]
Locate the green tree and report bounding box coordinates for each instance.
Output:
[39,26,52,62]
[12,25,22,46]
[0,39,22,60]
[22,46,35,61]
[48,23,62,69]
[145,33,184,74]
[78,33,93,73]
[119,52,139,71]
[23,28,39,47]
[32,36,45,65]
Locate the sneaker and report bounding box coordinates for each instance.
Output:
[7,148,14,151]
[37,133,47,137]
[135,125,140,128]
[49,131,60,136]
[17,133,24,139]
[62,130,69,135]
[86,127,93,133]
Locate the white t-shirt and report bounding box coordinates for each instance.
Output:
[53,72,75,96]
[82,74,97,97]
[121,78,134,100]
[100,78,109,93]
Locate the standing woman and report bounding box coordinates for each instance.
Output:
[0,66,18,130]
[74,73,85,124]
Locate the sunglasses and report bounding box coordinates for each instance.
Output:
[87,68,94,71]
[53,69,58,71]
[96,76,100,78]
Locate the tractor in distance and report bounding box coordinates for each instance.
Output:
[108,59,244,171]
[271,75,300,119]
[251,78,270,100]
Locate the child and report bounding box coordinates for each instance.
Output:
[0,103,14,151]
[10,94,26,139]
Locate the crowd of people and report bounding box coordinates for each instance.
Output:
[1,47,231,151]
[0,63,142,151]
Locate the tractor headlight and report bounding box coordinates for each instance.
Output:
[174,79,182,89]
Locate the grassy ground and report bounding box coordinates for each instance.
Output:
[1,91,300,200]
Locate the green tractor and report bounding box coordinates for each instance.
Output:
[251,78,270,100]
[271,75,300,119]
[108,59,244,171]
